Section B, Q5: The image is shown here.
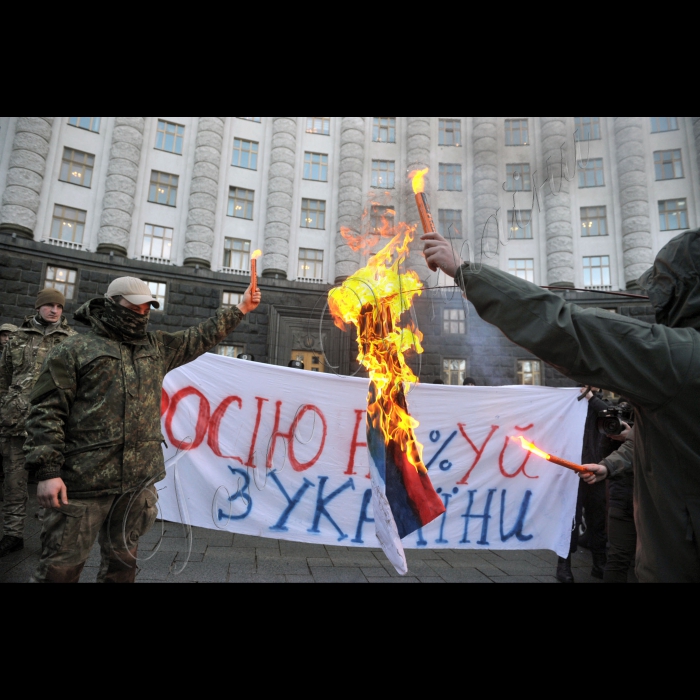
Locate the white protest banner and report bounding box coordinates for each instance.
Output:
[157,355,587,558]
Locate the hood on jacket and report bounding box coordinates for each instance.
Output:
[639,228,700,330]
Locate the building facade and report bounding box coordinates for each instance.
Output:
[1,116,694,386]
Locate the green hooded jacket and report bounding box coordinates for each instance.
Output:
[0,315,75,438]
[24,298,244,499]
[457,228,700,583]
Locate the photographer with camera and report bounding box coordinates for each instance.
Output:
[423,227,700,583]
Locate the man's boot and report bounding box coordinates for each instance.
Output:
[556,556,575,584]
[0,536,24,558]
[591,551,607,580]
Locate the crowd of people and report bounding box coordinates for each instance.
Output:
[1,226,698,584]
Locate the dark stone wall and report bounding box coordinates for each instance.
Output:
[0,233,655,387]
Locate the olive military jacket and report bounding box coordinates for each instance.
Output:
[0,316,75,438]
[25,298,244,499]
[457,229,700,583]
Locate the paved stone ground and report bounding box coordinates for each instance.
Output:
[0,486,617,584]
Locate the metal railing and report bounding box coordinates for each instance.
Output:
[45,238,83,251]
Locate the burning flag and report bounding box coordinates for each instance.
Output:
[329,202,445,576]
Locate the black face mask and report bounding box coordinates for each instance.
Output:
[102,298,150,341]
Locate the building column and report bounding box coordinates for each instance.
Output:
[540,117,575,287]
[694,118,700,185]
[472,117,500,263]
[406,117,431,279]
[0,117,54,239]
[335,117,366,283]
[614,117,655,289]
[96,117,147,256]
[262,117,298,280]
[183,117,226,269]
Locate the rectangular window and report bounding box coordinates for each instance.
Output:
[583,256,612,289]
[68,117,101,133]
[304,152,329,182]
[145,281,167,309]
[517,360,542,386]
[506,164,532,191]
[509,258,535,283]
[651,117,679,133]
[439,119,462,146]
[508,210,533,239]
[298,248,324,281]
[223,238,251,271]
[575,117,601,141]
[50,205,86,244]
[505,119,529,146]
[217,345,245,358]
[373,117,396,143]
[59,148,95,188]
[578,158,605,188]
[232,139,259,170]
[443,359,467,386]
[443,309,466,335]
[227,187,255,219]
[306,117,331,135]
[654,150,684,180]
[439,163,462,191]
[371,160,396,189]
[659,199,689,232]
[581,206,608,237]
[439,209,462,238]
[155,120,185,155]
[370,205,395,233]
[142,224,173,261]
[148,171,179,207]
[222,292,244,309]
[44,266,78,300]
[301,199,326,229]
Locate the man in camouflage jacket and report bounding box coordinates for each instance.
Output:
[25,277,261,583]
[0,290,75,558]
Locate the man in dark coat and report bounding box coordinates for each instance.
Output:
[25,277,261,583]
[423,228,700,583]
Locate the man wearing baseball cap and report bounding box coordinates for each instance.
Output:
[0,290,75,558]
[24,277,261,583]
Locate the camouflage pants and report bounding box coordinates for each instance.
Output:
[1,436,28,539]
[32,486,159,584]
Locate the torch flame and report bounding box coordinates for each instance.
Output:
[411,168,430,195]
[329,220,426,475]
[511,436,552,462]
[251,249,262,261]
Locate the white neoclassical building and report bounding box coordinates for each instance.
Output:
[1,117,698,292]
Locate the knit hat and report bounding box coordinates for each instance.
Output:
[106,277,161,309]
[35,288,66,310]
[0,324,18,333]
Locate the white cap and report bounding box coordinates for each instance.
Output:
[106,277,161,309]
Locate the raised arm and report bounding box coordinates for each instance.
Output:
[422,229,693,411]
[158,284,261,373]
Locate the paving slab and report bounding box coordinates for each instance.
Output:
[367,577,421,584]
[311,567,368,583]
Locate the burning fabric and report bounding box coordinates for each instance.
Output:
[329,190,445,575]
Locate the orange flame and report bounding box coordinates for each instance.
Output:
[511,436,552,462]
[251,249,262,261]
[329,220,426,474]
[411,168,430,195]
